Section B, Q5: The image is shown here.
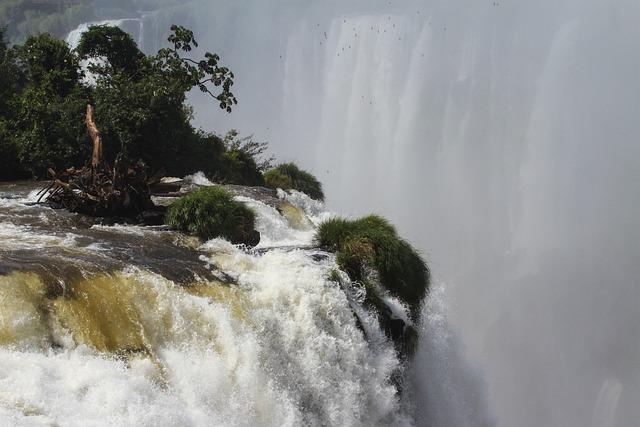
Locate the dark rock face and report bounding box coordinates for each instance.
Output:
[365,290,419,359]
[378,306,419,358]
[222,184,280,206]
[137,207,167,226]
[244,229,261,248]
[331,271,420,361]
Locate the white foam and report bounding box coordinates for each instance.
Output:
[0,223,79,251]
[234,196,315,248]
[160,177,183,183]
[183,171,215,187]
[277,189,335,226]
[0,259,404,426]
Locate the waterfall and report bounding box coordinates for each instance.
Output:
[179,1,640,426]
[0,183,409,426]
[66,13,171,54]
[591,379,623,427]
[406,282,495,427]
[66,19,145,49]
[52,1,640,425]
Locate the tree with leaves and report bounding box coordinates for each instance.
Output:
[75,24,238,174]
[4,33,89,177]
[0,29,25,179]
[1,24,266,187]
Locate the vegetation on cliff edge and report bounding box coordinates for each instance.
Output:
[316,215,429,319]
[166,186,258,246]
[264,163,324,201]
[0,24,266,186]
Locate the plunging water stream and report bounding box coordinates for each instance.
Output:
[0,182,415,426]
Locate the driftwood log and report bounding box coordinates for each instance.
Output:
[43,104,164,223]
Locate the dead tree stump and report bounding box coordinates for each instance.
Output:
[44,104,162,222]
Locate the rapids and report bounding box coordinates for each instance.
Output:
[0,181,412,426]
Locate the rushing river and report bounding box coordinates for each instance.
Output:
[0,180,434,426]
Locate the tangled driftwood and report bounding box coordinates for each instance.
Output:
[41,104,164,222]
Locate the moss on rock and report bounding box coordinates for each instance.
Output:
[166,187,259,246]
[264,163,324,201]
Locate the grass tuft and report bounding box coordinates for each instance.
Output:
[264,162,324,201]
[316,215,429,318]
[166,186,257,244]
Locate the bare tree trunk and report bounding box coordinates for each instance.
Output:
[86,104,102,169]
[42,104,162,223]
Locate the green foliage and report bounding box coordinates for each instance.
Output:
[76,25,145,75]
[0,120,24,181]
[12,84,89,176]
[77,24,240,174]
[220,149,265,186]
[0,28,22,117]
[88,60,194,169]
[0,24,265,183]
[264,163,324,201]
[18,33,80,96]
[169,130,266,186]
[166,186,256,243]
[222,129,274,172]
[0,29,23,179]
[316,215,429,318]
[0,32,88,178]
[155,25,237,112]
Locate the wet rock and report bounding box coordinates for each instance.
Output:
[245,229,261,248]
[137,207,167,226]
[309,251,330,262]
[366,291,419,359]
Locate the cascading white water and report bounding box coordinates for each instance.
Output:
[407,282,494,427]
[0,185,413,426]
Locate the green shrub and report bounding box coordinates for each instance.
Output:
[221,149,265,186]
[0,25,251,182]
[168,131,267,186]
[7,34,90,178]
[166,187,258,245]
[316,215,429,318]
[264,163,324,201]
